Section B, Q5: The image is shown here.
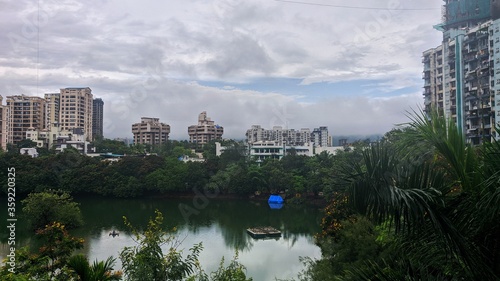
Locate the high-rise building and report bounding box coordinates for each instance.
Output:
[422,46,444,115]
[423,1,500,145]
[59,87,93,141]
[132,117,170,145]
[92,98,104,140]
[0,96,9,150]
[312,126,330,147]
[6,95,45,144]
[188,111,223,145]
[44,93,60,131]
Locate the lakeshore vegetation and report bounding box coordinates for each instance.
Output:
[1,111,499,280]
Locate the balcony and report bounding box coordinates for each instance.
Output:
[464,55,478,62]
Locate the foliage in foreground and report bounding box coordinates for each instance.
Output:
[0,222,121,281]
[1,210,252,281]
[297,110,500,280]
[120,209,252,281]
[21,190,84,231]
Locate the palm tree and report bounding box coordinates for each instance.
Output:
[67,254,122,281]
[338,110,499,280]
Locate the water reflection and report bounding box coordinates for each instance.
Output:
[1,197,322,280]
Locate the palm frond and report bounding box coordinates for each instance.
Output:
[403,108,482,193]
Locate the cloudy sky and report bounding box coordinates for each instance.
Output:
[0,0,443,141]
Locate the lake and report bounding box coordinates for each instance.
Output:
[0,197,323,280]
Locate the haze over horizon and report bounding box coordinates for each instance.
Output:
[0,0,442,140]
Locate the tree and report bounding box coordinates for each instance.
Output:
[208,253,252,281]
[17,139,37,149]
[0,222,84,281]
[145,158,188,193]
[22,191,84,231]
[93,138,133,155]
[119,210,203,281]
[336,110,499,280]
[0,222,121,281]
[67,254,122,281]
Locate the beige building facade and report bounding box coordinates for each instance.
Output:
[132,117,170,145]
[44,93,60,131]
[60,87,93,141]
[6,95,46,144]
[188,111,223,145]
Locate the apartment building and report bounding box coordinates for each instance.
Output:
[92,98,104,140]
[188,111,223,145]
[249,141,313,161]
[132,117,170,145]
[44,93,60,131]
[246,125,330,147]
[59,87,93,141]
[245,125,311,146]
[423,1,500,144]
[312,126,330,147]
[422,46,444,115]
[0,96,8,150]
[6,95,45,144]
[26,122,92,153]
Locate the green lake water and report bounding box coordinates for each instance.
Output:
[1,197,323,280]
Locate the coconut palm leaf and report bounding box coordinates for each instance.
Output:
[67,254,121,281]
[402,109,482,193]
[329,109,500,279]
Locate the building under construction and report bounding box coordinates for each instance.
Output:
[423,0,500,145]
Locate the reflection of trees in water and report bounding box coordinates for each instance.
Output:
[219,224,254,251]
[10,197,321,252]
[183,199,323,251]
[281,231,316,249]
[0,197,322,269]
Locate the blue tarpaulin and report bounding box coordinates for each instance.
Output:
[268,195,284,204]
[268,203,284,209]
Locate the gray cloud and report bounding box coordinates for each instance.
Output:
[0,0,442,140]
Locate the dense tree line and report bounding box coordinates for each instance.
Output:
[0,139,358,200]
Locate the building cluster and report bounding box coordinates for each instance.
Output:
[0,87,104,152]
[132,112,341,160]
[132,111,224,146]
[246,125,331,147]
[244,125,335,160]
[423,0,500,145]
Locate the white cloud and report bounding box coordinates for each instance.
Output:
[0,0,443,140]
